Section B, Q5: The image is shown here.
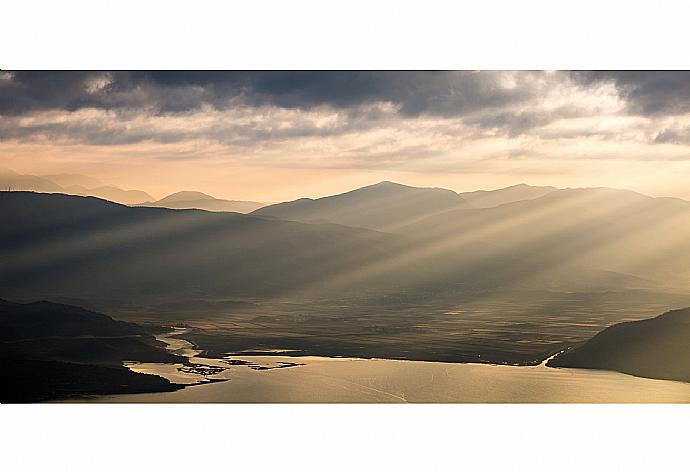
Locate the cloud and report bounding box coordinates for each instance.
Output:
[571,71,690,116]
[0,71,562,118]
[3,71,690,167]
[655,126,690,145]
[0,71,611,145]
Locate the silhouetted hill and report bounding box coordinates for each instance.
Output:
[0,299,179,365]
[460,183,557,208]
[0,299,183,402]
[143,190,265,213]
[0,298,154,341]
[548,307,690,383]
[252,181,470,231]
[0,359,181,403]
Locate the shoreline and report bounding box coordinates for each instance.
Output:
[163,327,565,369]
[155,329,690,390]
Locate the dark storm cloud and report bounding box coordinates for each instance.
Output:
[571,71,690,116]
[6,70,690,120]
[7,71,690,149]
[0,71,101,114]
[0,71,578,146]
[0,71,542,118]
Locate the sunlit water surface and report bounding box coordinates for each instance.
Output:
[89,329,690,403]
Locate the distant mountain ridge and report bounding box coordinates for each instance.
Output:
[459,183,557,208]
[142,190,266,213]
[252,181,561,231]
[0,191,404,301]
[252,181,470,231]
[391,186,690,290]
[157,191,217,203]
[4,183,690,305]
[0,169,153,204]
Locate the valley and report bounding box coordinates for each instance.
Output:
[4,181,690,401]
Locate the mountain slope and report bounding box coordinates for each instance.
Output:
[396,187,690,289]
[252,181,470,231]
[4,187,690,305]
[4,185,690,310]
[0,168,63,193]
[0,298,149,340]
[548,307,690,383]
[0,191,405,301]
[460,183,557,208]
[156,190,217,203]
[64,185,154,205]
[0,191,558,308]
[0,169,153,204]
[143,190,265,213]
[0,298,179,365]
[0,299,183,402]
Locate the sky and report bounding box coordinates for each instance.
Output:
[2,70,690,201]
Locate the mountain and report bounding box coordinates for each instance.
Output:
[255,182,690,293]
[0,190,554,312]
[5,187,690,372]
[0,298,182,402]
[548,307,690,383]
[459,183,557,208]
[0,169,153,204]
[4,186,690,306]
[64,184,154,205]
[0,191,405,302]
[0,298,151,341]
[252,181,470,231]
[157,191,217,203]
[41,173,104,189]
[0,168,63,193]
[143,190,265,213]
[0,298,179,365]
[252,181,562,231]
[395,187,690,290]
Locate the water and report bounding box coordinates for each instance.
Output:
[91,329,690,403]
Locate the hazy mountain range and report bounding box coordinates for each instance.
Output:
[0,191,400,301]
[0,168,266,212]
[0,168,154,205]
[253,181,559,230]
[253,181,470,231]
[140,190,266,213]
[3,180,690,304]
